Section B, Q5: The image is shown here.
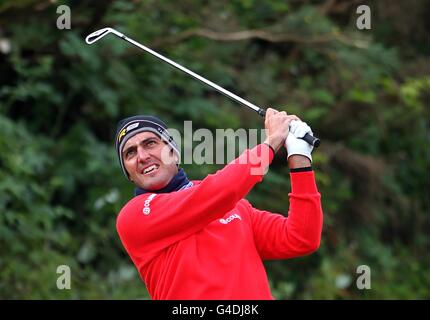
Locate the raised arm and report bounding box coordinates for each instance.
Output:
[247,169,323,260]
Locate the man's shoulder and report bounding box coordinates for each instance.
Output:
[190,180,202,186]
[121,192,158,210]
[117,193,156,223]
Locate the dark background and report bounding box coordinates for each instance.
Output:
[0,0,429,299]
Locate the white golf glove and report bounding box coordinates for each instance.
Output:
[285,120,314,162]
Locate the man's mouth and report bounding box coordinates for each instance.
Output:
[142,164,159,175]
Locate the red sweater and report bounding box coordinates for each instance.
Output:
[116,144,323,300]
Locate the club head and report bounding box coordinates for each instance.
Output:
[85,27,124,45]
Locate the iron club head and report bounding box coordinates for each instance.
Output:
[85,27,125,44]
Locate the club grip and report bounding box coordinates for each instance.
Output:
[258,108,321,148]
[302,132,321,148]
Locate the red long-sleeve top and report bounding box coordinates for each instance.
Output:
[116,143,323,299]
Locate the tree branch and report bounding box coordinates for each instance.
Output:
[318,0,365,15]
[150,28,368,49]
[318,0,337,15]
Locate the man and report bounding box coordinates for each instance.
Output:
[115,108,323,299]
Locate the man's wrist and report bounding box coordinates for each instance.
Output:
[288,155,312,169]
[263,136,283,154]
[290,166,312,173]
[263,142,276,156]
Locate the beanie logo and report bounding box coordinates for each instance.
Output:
[117,128,127,143]
[117,122,140,144]
[127,123,139,131]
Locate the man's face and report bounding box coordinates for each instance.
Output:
[122,132,179,190]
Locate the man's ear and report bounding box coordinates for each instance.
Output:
[170,148,179,163]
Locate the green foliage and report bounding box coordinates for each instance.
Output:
[1,0,429,299]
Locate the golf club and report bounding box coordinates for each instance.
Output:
[85,27,321,147]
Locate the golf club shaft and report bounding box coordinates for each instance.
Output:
[86,28,320,147]
[125,36,263,112]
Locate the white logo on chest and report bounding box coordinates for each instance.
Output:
[219,213,242,225]
[142,193,156,215]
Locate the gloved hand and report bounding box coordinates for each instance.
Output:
[285,120,314,162]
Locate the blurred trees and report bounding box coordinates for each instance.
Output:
[0,0,429,299]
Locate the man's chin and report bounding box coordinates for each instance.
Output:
[140,179,169,191]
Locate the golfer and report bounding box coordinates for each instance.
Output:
[115,108,323,299]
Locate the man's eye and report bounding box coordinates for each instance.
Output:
[126,150,136,158]
[146,140,157,147]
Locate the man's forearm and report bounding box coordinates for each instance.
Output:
[288,155,311,169]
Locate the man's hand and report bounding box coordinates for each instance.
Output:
[263,108,314,169]
[285,120,314,164]
[263,108,299,153]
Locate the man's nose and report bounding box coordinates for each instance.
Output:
[137,146,151,162]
